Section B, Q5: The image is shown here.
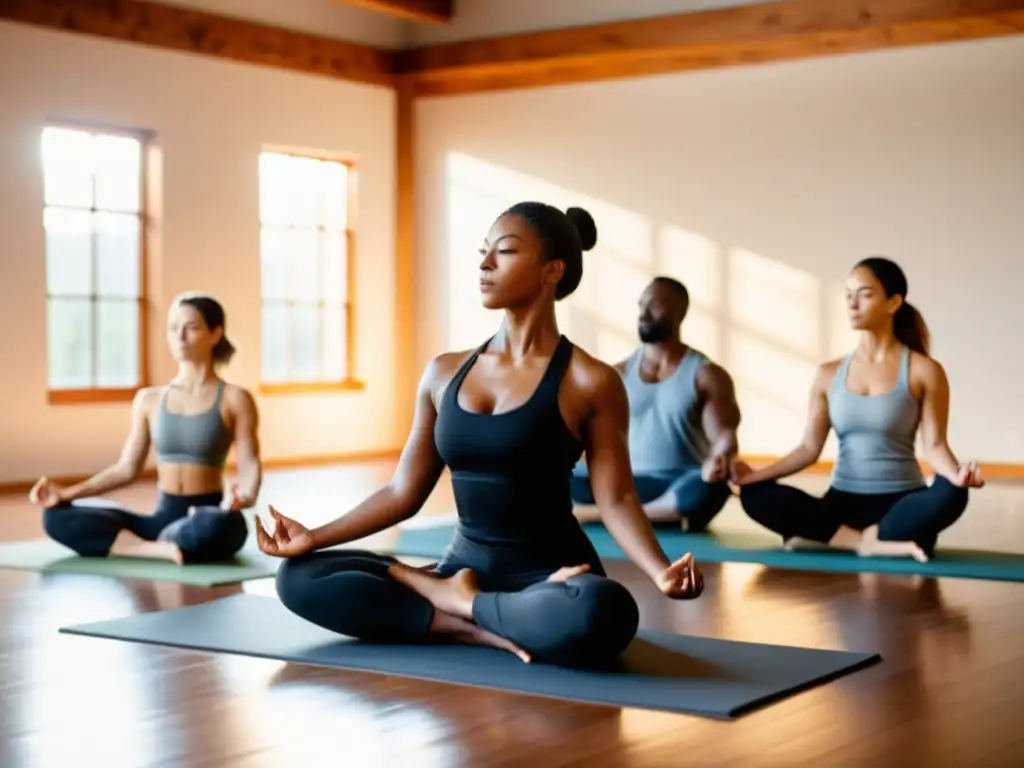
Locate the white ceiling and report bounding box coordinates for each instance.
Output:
[157,0,410,48]
[158,0,765,49]
[408,0,766,46]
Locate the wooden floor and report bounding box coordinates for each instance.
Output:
[1,461,1023,767]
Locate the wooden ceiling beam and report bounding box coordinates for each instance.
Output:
[3,0,1022,96]
[396,0,1024,96]
[332,0,453,24]
[0,0,397,88]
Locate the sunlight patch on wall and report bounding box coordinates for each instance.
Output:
[439,154,841,459]
[726,248,822,455]
[569,250,652,354]
[444,152,654,360]
[659,225,723,360]
[728,248,821,360]
[827,281,859,359]
[730,333,820,454]
[443,156,515,350]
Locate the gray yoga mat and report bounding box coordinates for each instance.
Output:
[59,594,881,718]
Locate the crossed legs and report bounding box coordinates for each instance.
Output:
[739,476,969,560]
[42,492,248,564]
[275,550,640,668]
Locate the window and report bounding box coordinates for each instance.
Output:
[258,150,358,393]
[41,125,148,404]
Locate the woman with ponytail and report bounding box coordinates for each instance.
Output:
[733,257,980,562]
[31,292,261,565]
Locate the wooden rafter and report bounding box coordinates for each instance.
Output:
[0,0,396,87]
[3,1,1023,93]
[332,0,453,24]
[396,0,1024,95]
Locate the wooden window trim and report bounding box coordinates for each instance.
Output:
[258,149,364,397]
[43,120,152,407]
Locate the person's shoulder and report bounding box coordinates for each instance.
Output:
[424,349,475,382]
[221,382,257,411]
[418,347,479,404]
[132,386,162,410]
[694,356,734,390]
[909,350,947,387]
[567,345,625,400]
[811,357,846,392]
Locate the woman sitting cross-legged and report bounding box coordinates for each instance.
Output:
[734,257,981,562]
[255,203,704,668]
[30,294,261,564]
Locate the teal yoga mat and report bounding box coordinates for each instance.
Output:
[0,539,278,586]
[391,522,1024,582]
[59,594,881,719]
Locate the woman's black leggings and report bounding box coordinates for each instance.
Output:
[42,491,249,563]
[739,475,969,555]
[274,549,641,669]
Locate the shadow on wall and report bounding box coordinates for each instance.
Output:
[442,152,862,458]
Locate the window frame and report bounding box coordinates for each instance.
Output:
[42,120,152,407]
[257,148,362,396]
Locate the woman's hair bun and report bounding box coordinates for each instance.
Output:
[565,206,597,252]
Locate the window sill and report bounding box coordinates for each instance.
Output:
[258,379,366,397]
[47,387,141,406]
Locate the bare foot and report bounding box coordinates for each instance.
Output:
[168,544,185,565]
[457,624,532,663]
[857,526,929,562]
[451,622,530,662]
[429,609,531,662]
[108,530,184,564]
[388,564,481,620]
[420,592,531,662]
[783,536,831,551]
[114,540,184,564]
[547,564,590,582]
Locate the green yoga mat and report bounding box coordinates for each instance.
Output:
[0,539,279,586]
[392,523,1024,583]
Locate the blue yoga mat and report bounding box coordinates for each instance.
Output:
[59,594,880,719]
[392,523,1024,582]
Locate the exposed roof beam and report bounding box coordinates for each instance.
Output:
[0,0,396,87]
[332,0,453,24]
[397,0,1024,95]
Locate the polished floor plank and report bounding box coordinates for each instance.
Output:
[0,464,1023,766]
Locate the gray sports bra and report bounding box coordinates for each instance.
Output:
[151,381,233,467]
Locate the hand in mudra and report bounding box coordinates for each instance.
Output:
[28,477,64,509]
[955,462,985,488]
[254,505,316,558]
[655,553,704,599]
[730,460,755,486]
[701,453,730,483]
[220,482,256,512]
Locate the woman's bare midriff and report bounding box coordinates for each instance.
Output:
[157,463,225,496]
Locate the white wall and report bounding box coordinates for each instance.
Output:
[414,37,1024,463]
[0,21,400,483]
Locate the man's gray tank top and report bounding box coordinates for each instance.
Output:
[622,347,711,474]
[827,346,926,494]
